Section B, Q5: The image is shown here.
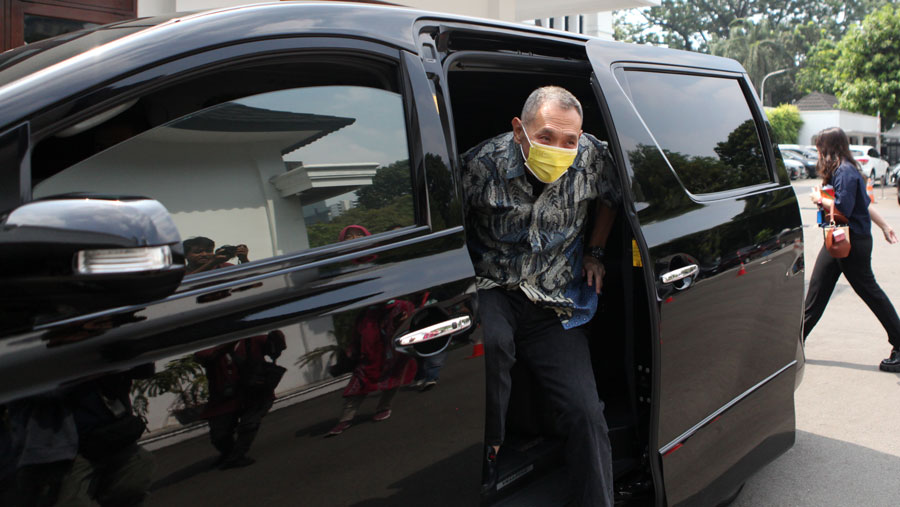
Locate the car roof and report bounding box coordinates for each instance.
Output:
[0,2,745,133]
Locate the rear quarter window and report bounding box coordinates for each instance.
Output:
[622,70,771,194]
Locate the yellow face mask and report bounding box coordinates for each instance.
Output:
[520,128,578,183]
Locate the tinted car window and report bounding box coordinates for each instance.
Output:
[623,70,771,194]
[34,83,414,272]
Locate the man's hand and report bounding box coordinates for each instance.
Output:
[882,226,898,244]
[583,256,605,294]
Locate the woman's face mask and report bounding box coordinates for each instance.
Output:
[519,127,579,183]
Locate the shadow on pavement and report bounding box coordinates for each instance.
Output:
[803,358,886,372]
[734,430,900,506]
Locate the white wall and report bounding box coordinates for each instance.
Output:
[34,137,305,257]
[798,110,880,147]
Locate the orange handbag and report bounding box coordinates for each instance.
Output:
[823,204,850,258]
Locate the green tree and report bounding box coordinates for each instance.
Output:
[795,37,841,95]
[305,157,416,248]
[832,4,900,128]
[307,193,414,248]
[615,1,892,105]
[616,1,884,53]
[708,19,794,98]
[356,159,411,209]
[766,104,804,144]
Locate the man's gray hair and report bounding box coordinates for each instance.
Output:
[521,86,583,125]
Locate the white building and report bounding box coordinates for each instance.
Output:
[795,92,881,149]
[138,0,660,40]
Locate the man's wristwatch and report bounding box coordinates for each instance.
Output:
[586,246,605,262]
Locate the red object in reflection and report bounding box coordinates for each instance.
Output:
[737,262,746,276]
[468,343,485,358]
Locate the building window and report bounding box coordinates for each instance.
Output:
[2,0,136,51]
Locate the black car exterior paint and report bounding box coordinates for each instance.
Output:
[0,3,804,506]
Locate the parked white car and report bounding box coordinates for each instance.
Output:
[780,152,804,179]
[850,145,890,183]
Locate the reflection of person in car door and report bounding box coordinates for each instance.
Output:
[183,236,249,275]
[326,224,417,436]
[462,86,620,505]
[325,299,418,436]
[194,331,287,469]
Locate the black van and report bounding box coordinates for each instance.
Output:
[0,3,805,506]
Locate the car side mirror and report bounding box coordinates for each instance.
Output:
[0,195,185,318]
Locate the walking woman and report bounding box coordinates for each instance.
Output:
[805,127,900,372]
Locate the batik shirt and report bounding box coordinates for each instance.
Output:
[461,131,621,329]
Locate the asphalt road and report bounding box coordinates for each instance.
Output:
[733,178,900,507]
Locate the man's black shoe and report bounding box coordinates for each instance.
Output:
[879,348,900,372]
[481,446,498,494]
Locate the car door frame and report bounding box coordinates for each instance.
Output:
[586,40,802,506]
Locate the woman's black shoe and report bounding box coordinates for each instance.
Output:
[879,349,900,372]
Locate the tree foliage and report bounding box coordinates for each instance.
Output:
[615,1,892,105]
[766,104,804,144]
[356,159,411,209]
[832,4,900,128]
[617,1,886,52]
[795,38,841,95]
[708,19,794,99]
[307,159,415,248]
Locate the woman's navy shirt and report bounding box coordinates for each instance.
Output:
[832,160,871,236]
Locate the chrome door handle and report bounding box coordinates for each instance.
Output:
[661,264,699,284]
[395,315,473,347]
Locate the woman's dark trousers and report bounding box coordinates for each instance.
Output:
[804,233,900,349]
[479,288,613,507]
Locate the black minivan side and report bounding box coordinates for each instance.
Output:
[0,4,805,506]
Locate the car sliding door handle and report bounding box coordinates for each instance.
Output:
[395,316,473,347]
[661,264,699,284]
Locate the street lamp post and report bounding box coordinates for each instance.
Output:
[759,68,790,107]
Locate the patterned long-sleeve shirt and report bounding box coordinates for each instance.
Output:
[461,131,621,329]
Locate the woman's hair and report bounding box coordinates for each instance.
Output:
[815,127,860,183]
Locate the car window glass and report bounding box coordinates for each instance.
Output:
[33,84,415,273]
[623,70,770,194]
